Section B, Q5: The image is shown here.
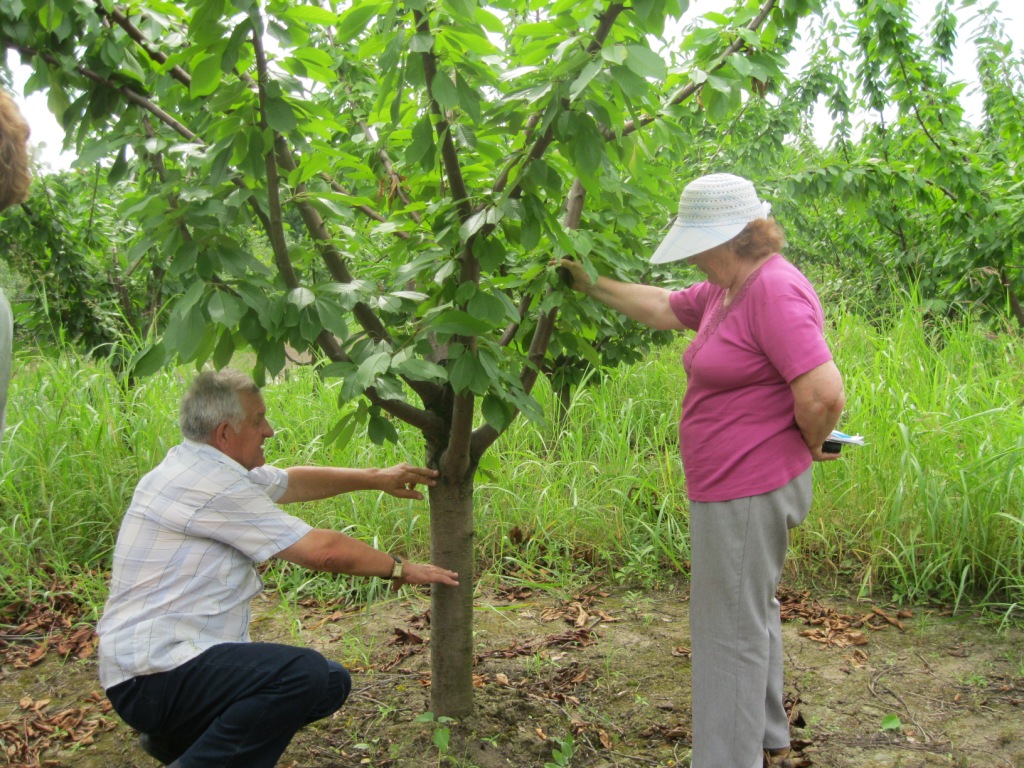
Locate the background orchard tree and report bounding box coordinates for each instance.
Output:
[774,0,1024,322]
[2,0,819,716]
[0,169,173,358]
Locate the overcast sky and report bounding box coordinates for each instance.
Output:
[6,0,1022,172]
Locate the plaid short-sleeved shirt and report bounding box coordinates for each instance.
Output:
[97,440,312,689]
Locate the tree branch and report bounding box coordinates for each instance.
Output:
[407,10,484,475]
[256,28,434,427]
[497,293,534,347]
[272,138,398,344]
[492,2,627,198]
[619,0,780,138]
[413,10,472,219]
[361,120,423,226]
[252,29,301,291]
[472,178,587,455]
[267,138,447,415]
[98,3,193,89]
[8,43,198,143]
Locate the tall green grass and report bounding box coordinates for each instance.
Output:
[803,302,1024,612]
[0,292,1021,621]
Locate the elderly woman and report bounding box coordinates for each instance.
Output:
[560,173,844,768]
[0,89,33,449]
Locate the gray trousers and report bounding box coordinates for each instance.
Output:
[689,468,812,768]
[0,287,10,451]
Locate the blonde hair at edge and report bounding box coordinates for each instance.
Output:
[0,90,32,211]
[730,217,786,261]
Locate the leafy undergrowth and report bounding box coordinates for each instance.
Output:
[2,579,1023,768]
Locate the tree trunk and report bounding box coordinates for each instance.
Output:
[427,467,476,717]
[552,378,573,432]
[1007,280,1024,330]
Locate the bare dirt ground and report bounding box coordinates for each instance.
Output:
[2,581,1023,768]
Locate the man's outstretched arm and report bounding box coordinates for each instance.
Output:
[275,529,459,588]
[277,463,439,504]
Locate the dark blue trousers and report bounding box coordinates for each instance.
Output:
[106,642,351,767]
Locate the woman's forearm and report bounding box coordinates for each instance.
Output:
[574,271,682,330]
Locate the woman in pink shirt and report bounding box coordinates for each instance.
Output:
[0,91,33,452]
[559,174,845,768]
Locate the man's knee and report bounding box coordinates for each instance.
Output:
[328,662,352,708]
[284,647,333,700]
[304,660,351,723]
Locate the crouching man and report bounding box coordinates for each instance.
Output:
[97,368,458,767]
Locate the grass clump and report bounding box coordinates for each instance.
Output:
[803,304,1024,612]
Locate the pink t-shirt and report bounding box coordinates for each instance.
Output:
[668,254,833,502]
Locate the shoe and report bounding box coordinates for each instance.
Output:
[138,733,182,765]
[764,747,796,767]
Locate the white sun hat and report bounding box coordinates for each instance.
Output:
[649,173,772,264]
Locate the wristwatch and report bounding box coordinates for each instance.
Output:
[386,553,404,580]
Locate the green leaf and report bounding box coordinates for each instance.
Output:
[431,72,459,110]
[164,305,208,362]
[407,115,436,170]
[701,79,739,122]
[107,146,129,184]
[356,351,391,387]
[287,287,316,309]
[213,329,235,369]
[126,341,169,380]
[624,45,666,80]
[511,388,546,424]
[728,55,755,78]
[337,3,382,41]
[571,117,605,177]
[258,342,286,378]
[443,0,475,20]
[177,281,207,315]
[467,291,508,326]
[601,45,627,65]
[190,53,223,98]
[324,411,360,450]
[570,59,602,101]
[282,5,339,25]
[432,726,451,752]
[430,310,493,336]
[455,72,482,122]
[571,229,594,257]
[299,307,320,343]
[610,64,649,101]
[38,3,63,32]
[449,352,490,395]
[264,96,297,132]
[292,47,336,69]
[459,208,488,241]
[481,394,512,432]
[367,410,399,445]
[409,32,435,53]
[208,292,246,327]
[394,357,448,382]
[880,714,902,732]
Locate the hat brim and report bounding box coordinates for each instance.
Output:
[649,221,748,264]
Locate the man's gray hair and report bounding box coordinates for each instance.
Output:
[179,369,260,441]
